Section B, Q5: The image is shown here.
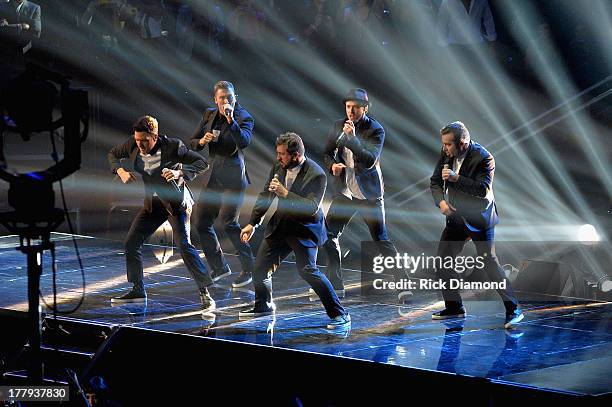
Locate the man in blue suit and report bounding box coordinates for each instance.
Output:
[189,81,255,288]
[239,132,350,330]
[322,88,407,301]
[430,121,523,329]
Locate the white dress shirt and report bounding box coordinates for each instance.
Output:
[340,123,366,201]
[285,156,306,191]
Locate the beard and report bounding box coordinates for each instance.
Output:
[282,157,301,170]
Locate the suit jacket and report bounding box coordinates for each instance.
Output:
[430,141,499,231]
[249,157,327,248]
[17,0,39,38]
[323,115,385,200]
[189,103,253,189]
[108,135,208,214]
[0,1,41,38]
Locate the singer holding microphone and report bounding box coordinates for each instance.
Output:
[321,88,408,301]
[429,121,523,328]
[107,115,216,312]
[189,81,256,288]
[238,132,350,329]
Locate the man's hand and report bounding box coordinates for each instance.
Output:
[198,132,215,146]
[439,200,456,216]
[331,163,346,177]
[162,167,182,182]
[1,19,8,27]
[442,167,459,183]
[223,103,234,123]
[342,120,356,139]
[117,168,136,184]
[268,177,288,198]
[240,224,255,243]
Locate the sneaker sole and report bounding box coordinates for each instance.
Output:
[432,313,466,320]
[212,271,231,282]
[504,313,524,329]
[327,322,351,329]
[232,277,253,288]
[110,297,147,303]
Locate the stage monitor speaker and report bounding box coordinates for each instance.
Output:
[514,260,586,299]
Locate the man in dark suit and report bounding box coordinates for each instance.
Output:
[108,115,216,312]
[238,132,350,329]
[0,0,41,39]
[189,80,255,288]
[430,121,523,329]
[321,88,408,301]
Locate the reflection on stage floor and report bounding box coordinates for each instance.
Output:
[1,233,610,397]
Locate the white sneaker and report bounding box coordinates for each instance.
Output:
[327,313,351,329]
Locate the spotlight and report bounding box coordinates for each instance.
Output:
[598,275,612,293]
[577,224,600,244]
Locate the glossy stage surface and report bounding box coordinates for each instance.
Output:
[1,233,610,397]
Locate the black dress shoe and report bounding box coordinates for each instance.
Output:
[232,271,253,288]
[211,267,231,282]
[111,284,147,303]
[432,307,466,320]
[239,302,276,318]
[504,308,524,329]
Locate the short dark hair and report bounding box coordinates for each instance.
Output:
[132,115,158,135]
[276,132,305,156]
[440,121,470,145]
[213,80,235,96]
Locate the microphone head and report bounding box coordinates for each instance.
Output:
[273,173,279,180]
[443,164,449,169]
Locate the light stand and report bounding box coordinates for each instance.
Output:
[0,64,88,384]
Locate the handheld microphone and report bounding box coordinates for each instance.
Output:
[224,107,231,117]
[270,173,280,193]
[163,167,181,192]
[442,155,452,195]
[336,119,356,146]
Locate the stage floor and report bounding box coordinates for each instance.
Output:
[1,233,611,397]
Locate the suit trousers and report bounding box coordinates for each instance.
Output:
[124,198,213,290]
[436,217,519,314]
[253,236,346,319]
[322,194,398,288]
[195,180,255,274]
